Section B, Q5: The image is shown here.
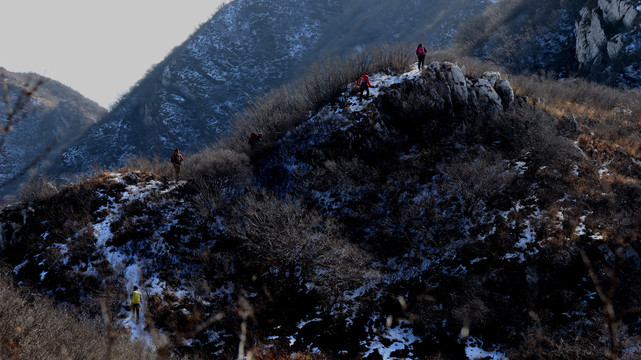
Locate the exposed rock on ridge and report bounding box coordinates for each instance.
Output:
[575,0,640,83]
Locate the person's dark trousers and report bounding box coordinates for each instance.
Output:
[132,304,140,322]
[359,85,369,98]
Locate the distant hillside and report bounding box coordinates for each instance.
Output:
[0,68,105,200]
[54,0,491,175]
[5,49,641,358]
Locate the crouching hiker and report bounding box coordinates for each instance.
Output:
[132,286,142,323]
[248,131,263,148]
[171,148,184,181]
[355,73,371,99]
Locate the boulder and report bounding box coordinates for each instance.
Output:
[494,80,514,109]
[481,71,501,87]
[575,8,607,67]
[472,78,502,107]
[598,243,616,266]
[607,34,624,60]
[442,62,468,104]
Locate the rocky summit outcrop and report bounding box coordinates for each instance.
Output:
[575,0,641,84]
[424,62,514,114]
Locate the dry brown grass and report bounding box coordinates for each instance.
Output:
[0,273,160,360]
[122,155,173,180]
[510,75,641,122]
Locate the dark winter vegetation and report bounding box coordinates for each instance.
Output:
[5,38,641,359]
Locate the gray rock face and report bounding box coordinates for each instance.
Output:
[441,62,468,104]
[495,79,515,109]
[576,8,607,66]
[598,0,638,27]
[575,0,639,83]
[424,62,514,113]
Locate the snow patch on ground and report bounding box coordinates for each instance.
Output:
[361,320,421,359]
[345,66,422,113]
[464,336,507,359]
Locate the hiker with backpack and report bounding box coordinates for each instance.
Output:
[131,286,142,323]
[171,148,184,181]
[355,73,371,99]
[416,43,427,70]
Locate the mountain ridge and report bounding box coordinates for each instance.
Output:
[6,53,641,358]
[52,0,491,176]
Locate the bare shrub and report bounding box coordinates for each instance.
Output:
[122,155,172,180]
[453,0,524,54]
[439,149,516,217]
[228,191,373,302]
[510,74,641,158]
[454,0,581,74]
[16,175,59,202]
[188,147,252,217]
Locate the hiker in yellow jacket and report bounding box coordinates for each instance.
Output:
[132,286,142,323]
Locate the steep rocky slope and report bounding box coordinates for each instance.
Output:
[4,58,641,359]
[0,68,105,198]
[55,0,491,175]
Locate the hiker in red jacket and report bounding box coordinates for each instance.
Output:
[416,43,427,70]
[171,149,184,181]
[356,73,371,99]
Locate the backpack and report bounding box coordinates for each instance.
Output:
[172,153,182,164]
[417,46,425,56]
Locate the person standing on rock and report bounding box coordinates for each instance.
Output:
[356,73,371,99]
[416,43,427,70]
[131,286,142,323]
[171,149,184,181]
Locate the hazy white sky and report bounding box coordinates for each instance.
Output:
[0,0,227,108]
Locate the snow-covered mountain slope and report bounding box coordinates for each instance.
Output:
[54,0,491,175]
[0,69,105,199]
[7,58,641,359]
